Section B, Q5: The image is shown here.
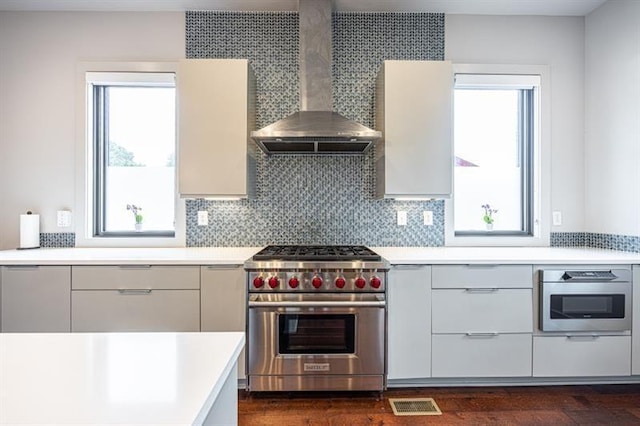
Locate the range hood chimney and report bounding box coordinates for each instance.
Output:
[250,0,381,154]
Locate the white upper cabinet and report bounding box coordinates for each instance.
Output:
[177,59,256,198]
[375,60,453,199]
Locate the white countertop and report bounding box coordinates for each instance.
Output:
[0,247,262,265]
[0,331,244,425]
[372,246,640,265]
[0,246,638,265]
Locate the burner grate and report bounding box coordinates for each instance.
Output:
[252,245,381,262]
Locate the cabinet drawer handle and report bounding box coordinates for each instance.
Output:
[118,265,152,269]
[464,287,499,293]
[566,334,600,341]
[465,332,499,338]
[117,289,152,294]
[464,264,499,268]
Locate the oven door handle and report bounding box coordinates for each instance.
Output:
[248,300,386,308]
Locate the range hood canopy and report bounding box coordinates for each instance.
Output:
[250,0,381,154]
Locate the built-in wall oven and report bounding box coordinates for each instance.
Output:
[244,245,389,392]
[539,268,632,333]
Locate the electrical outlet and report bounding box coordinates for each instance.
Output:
[423,211,433,226]
[56,210,72,228]
[397,211,407,226]
[197,211,208,226]
[552,211,562,226]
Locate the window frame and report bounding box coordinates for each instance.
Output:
[445,64,550,247]
[75,62,185,247]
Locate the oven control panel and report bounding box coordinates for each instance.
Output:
[248,270,386,292]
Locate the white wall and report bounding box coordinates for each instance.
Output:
[0,12,184,250]
[585,0,640,236]
[445,15,586,232]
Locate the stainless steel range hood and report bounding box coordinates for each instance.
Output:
[251,0,381,154]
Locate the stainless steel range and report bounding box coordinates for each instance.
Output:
[244,245,389,392]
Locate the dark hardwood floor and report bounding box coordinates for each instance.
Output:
[238,384,640,425]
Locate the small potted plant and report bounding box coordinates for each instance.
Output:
[481,204,498,231]
[127,204,143,232]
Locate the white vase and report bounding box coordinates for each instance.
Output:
[485,223,493,231]
[135,223,143,232]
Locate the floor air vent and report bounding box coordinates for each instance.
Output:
[389,398,442,416]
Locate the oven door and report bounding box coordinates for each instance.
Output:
[540,281,631,332]
[247,293,385,377]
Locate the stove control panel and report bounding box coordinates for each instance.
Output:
[248,270,386,292]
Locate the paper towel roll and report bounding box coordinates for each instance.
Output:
[19,213,40,249]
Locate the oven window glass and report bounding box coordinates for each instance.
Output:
[550,294,625,319]
[278,314,355,354]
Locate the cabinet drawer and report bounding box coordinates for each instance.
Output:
[71,289,200,332]
[432,334,532,377]
[432,265,533,288]
[432,289,532,333]
[533,335,631,377]
[72,266,200,290]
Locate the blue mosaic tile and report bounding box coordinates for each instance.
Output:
[40,232,75,248]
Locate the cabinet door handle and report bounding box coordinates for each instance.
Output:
[117,289,152,294]
[5,265,40,269]
[465,332,499,338]
[464,287,499,293]
[205,264,242,269]
[391,264,425,270]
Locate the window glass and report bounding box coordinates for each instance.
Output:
[89,73,176,237]
[453,75,537,236]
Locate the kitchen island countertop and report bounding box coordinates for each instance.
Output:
[0,331,244,425]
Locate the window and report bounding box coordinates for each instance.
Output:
[446,66,549,246]
[87,72,176,238]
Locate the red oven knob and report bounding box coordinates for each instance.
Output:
[370,276,381,289]
[355,277,366,289]
[335,277,346,289]
[253,276,265,288]
[312,276,323,288]
[288,276,300,288]
[268,276,279,289]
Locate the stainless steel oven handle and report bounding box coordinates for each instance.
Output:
[248,300,386,308]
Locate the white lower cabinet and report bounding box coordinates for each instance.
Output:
[432,334,532,377]
[387,265,431,380]
[201,265,246,380]
[633,265,640,375]
[430,265,533,378]
[533,335,631,377]
[1,266,71,332]
[71,265,200,332]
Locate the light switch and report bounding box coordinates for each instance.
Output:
[552,211,562,226]
[397,211,407,226]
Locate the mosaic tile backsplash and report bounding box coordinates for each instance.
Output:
[185,11,446,247]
